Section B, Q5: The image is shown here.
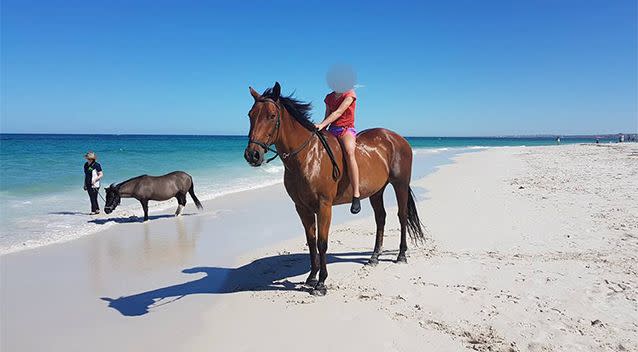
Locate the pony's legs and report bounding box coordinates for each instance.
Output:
[367,186,387,265]
[392,182,409,263]
[295,204,319,286]
[175,193,187,216]
[141,200,149,222]
[311,201,332,296]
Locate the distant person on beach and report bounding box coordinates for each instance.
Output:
[83,151,103,215]
[315,64,361,214]
[556,136,561,144]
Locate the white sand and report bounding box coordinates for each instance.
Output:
[185,144,638,352]
[2,144,637,352]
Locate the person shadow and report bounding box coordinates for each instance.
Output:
[102,251,372,316]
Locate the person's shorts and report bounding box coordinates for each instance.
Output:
[328,125,356,138]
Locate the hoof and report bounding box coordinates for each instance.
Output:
[366,257,379,266]
[396,255,407,264]
[304,278,318,288]
[310,283,327,296]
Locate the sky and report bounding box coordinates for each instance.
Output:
[1,0,636,136]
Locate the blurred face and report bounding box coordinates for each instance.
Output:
[326,64,357,93]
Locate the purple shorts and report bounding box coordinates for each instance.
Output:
[328,125,356,138]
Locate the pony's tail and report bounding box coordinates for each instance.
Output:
[406,187,426,244]
[188,183,203,210]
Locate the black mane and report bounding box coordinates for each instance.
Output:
[117,174,148,188]
[262,88,316,131]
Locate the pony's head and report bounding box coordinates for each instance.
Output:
[104,184,121,214]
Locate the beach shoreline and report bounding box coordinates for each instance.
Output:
[0,144,463,255]
[2,144,637,351]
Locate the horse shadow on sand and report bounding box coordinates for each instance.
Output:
[102,251,375,317]
[89,213,195,224]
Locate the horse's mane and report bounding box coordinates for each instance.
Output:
[117,174,148,188]
[261,88,316,131]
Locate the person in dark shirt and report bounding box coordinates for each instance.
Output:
[83,151,104,214]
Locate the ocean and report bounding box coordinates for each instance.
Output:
[0,134,612,254]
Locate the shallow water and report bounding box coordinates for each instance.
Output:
[0,134,610,253]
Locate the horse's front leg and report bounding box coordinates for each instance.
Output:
[311,201,332,296]
[295,204,318,287]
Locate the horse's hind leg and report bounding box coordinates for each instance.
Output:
[295,204,319,287]
[175,193,187,216]
[141,200,149,222]
[367,186,387,265]
[391,182,409,263]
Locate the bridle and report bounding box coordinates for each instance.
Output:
[248,99,315,163]
[104,188,121,212]
[248,99,285,163]
[247,98,341,180]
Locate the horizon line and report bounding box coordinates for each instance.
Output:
[0,132,634,138]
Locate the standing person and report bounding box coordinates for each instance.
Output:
[315,64,361,214]
[83,151,103,215]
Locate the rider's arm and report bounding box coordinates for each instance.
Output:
[96,171,103,181]
[315,96,354,130]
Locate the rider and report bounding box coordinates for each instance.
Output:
[315,65,360,214]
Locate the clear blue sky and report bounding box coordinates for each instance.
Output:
[1,1,636,136]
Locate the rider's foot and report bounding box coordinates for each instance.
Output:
[350,196,361,214]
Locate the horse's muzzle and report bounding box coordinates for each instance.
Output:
[244,147,264,167]
[104,206,114,214]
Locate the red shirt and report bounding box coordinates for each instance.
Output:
[324,90,357,128]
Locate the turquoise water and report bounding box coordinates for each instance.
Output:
[0,133,612,253]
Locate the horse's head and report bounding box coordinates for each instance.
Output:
[244,82,282,167]
[104,184,121,214]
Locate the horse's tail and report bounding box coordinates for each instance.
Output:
[188,182,203,210]
[406,187,426,244]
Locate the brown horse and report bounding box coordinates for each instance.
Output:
[244,82,425,296]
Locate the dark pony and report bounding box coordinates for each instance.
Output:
[104,171,202,221]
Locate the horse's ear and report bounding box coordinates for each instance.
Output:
[272,82,281,100]
[249,86,260,101]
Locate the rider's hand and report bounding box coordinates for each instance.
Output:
[315,123,324,131]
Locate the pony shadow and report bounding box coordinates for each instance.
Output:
[48,211,86,216]
[102,251,370,317]
[89,213,195,224]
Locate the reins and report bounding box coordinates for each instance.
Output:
[249,100,341,180]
